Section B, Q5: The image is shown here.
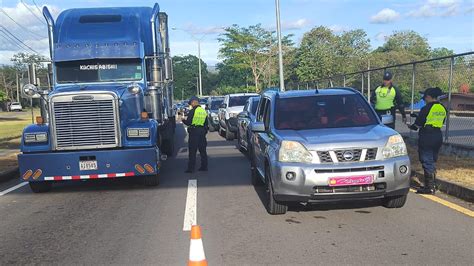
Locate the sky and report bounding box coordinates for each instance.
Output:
[0,0,473,66]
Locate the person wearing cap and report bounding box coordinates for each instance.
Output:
[371,71,407,129]
[408,87,446,194]
[182,96,208,173]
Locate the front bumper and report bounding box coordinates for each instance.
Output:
[270,156,410,202]
[18,147,159,182]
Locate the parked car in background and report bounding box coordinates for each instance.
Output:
[199,97,209,109]
[237,96,260,152]
[218,93,259,140]
[206,96,224,132]
[250,88,410,215]
[9,102,23,112]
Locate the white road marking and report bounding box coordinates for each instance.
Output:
[183,179,197,231]
[0,182,28,196]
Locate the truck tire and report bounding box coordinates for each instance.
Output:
[382,194,407,208]
[225,123,235,141]
[29,181,52,193]
[265,166,287,215]
[218,125,225,138]
[143,174,159,186]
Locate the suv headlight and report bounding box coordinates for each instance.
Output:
[24,132,48,143]
[127,128,150,138]
[382,135,407,159]
[278,140,313,163]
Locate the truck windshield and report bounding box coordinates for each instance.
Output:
[56,58,143,83]
[275,94,378,130]
[210,99,224,110]
[229,96,253,107]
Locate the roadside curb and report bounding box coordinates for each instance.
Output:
[0,167,19,183]
[412,171,474,203]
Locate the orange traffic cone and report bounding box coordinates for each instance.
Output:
[188,225,208,266]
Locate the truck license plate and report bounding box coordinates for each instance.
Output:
[79,160,98,171]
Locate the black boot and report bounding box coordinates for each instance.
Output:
[417,173,435,194]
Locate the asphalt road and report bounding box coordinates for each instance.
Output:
[0,123,473,265]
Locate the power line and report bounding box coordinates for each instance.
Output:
[20,0,46,25]
[0,31,29,51]
[31,0,43,15]
[0,8,46,40]
[0,26,40,54]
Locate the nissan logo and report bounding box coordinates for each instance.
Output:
[343,151,354,161]
[72,95,94,101]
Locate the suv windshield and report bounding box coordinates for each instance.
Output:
[275,94,377,130]
[210,99,224,110]
[56,58,142,83]
[229,95,253,107]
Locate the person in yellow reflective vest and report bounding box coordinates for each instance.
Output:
[182,96,208,173]
[370,71,407,129]
[408,87,447,194]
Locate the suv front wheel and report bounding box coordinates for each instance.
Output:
[382,194,407,208]
[265,166,287,215]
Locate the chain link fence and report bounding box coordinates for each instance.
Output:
[289,52,474,148]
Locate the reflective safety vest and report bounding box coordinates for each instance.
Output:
[425,103,446,128]
[191,106,207,126]
[374,86,396,111]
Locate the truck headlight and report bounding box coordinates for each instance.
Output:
[278,140,313,163]
[24,132,48,143]
[127,128,150,138]
[382,135,407,159]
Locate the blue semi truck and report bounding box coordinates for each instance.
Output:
[18,3,175,192]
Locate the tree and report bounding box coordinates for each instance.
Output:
[218,24,293,91]
[172,55,208,99]
[375,30,430,59]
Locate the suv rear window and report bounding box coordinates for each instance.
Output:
[275,94,377,130]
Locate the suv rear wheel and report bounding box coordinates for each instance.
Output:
[382,194,407,208]
[265,166,287,215]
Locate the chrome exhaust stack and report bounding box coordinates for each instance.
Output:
[148,3,164,122]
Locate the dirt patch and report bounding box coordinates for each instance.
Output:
[0,153,19,172]
[407,144,474,189]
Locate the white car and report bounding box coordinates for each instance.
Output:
[218,93,258,140]
[9,102,23,112]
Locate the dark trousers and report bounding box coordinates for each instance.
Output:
[187,127,208,170]
[376,108,396,129]
[418,130,442,175]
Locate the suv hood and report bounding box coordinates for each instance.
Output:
[276,125,397,150]
[227,106,244,114]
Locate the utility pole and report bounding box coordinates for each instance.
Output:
[275,0,285,92]
[197,40,203,96]
[367,60,371,103]
[16,71,20,102]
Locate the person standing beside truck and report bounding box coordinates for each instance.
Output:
[408,87,446,194]
[182,96,208,173]
[371,71,407,129]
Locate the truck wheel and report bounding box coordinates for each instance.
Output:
[382,194,407,208]
[143,174,159,187]
[218,126,225,138]
[29,181,52,193]
[225,124,235,141]
[265,167,287,215]
[162,139,175,157]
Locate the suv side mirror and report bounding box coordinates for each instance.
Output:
[220,103,227,109]
[381,115,394,125]
[251,121,266,132]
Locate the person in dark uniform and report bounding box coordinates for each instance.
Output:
[182,96,208,173]
[371,71,407,129]
[408,87,446,194]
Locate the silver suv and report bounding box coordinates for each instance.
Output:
[250,88,410,215]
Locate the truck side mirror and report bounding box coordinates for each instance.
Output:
[381,115,394,125]
[220,103,227,109]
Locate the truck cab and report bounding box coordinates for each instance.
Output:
[18,3,175,192]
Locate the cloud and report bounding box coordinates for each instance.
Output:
[0,2,61,62]
[407,0,461,18]
[329,25,349,33]
[370,8,401,24]
[178,24,226,35]
[281,18,311,30]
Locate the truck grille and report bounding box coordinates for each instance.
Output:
[317,148,378,163]
[51,94,119,150]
